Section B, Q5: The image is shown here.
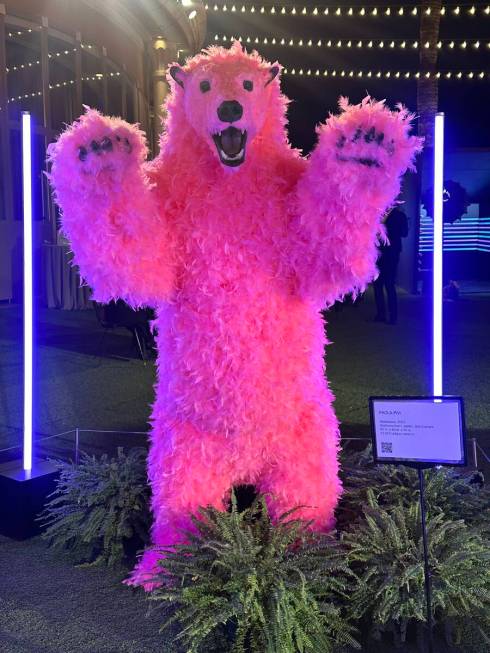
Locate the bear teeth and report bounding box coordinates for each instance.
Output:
[221,148,244,161]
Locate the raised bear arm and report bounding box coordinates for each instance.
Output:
[48,109,175,307]
[288,97,422,306]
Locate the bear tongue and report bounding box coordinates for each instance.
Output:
[221,128,242,156]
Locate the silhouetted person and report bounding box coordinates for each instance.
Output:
[373,208,408,325]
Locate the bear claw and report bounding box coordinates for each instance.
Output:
[77,134,131,162]
[100,136,113,152]
[335,125,394,162]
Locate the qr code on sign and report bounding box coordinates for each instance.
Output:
[381,442,392,454]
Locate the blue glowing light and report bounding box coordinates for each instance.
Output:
[22,111,33,472]
[419,215,490,252]
[433,113,444,397]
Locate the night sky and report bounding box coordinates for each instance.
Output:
[204,1,490,153]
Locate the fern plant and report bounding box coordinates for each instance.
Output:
[39,447,151,567]
[343,490,490,645]
[338,445,490,535]
[150,494,359,653]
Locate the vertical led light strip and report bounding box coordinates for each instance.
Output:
[22,112,33,472]
[433,113,445,397]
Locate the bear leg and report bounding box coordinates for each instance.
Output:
[126,423,236,590]
[258,403,342,532]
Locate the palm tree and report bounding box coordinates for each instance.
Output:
[412,1,442,292]
[417,0,443,149]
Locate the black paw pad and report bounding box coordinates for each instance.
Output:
[336,135,347,149]
[90,140,101,154]
[364,127,376,143]
[100,136,113,152]
[358,157,381,168]
[78,146,88,162]
[352,128,363,142]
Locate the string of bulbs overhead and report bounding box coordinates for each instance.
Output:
[214,34,490,51]
[7,71,121,104]
[204,4,490,17]
[281,68,488,79]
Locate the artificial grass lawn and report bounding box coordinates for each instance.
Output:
[0,535,171,653]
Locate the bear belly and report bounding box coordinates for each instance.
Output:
[153,276,329,437]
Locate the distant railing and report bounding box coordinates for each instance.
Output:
[0,430,487,470]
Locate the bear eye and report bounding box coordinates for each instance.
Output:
[200,80,211,93]
[243,80,253,92]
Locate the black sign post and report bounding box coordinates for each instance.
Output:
[369,396,466,653]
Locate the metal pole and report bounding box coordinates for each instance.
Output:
[0,5,14,225]
[74,31,83,115]
[471,437,478,469]
[418,467,434,653]
[75,427,79,465]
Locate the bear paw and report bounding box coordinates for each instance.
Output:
[48,108,147,190]
[77,132,134,165]
[335,125,394,168]
[317,97,422,177]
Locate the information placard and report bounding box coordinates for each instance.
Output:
[369,396,466,466]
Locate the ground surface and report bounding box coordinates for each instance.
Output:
[0,535,171,653]
[0,534,462,653]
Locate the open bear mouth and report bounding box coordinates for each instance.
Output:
[212,127,247,167]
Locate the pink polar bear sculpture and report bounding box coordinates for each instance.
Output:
[48,42,422,588]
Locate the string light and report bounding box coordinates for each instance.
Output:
[213,34,490,52]
[7,28,35,37]
[5,47,96,74]
[281,67,487,81]
[203,4,490,18]
[7,71,121,103]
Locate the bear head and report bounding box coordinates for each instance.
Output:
[167,42,285,169]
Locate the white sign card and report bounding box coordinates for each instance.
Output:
[369,397,466,466]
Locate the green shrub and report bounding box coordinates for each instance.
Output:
[338,445,490,536]
[39,447,151,567]
[150,494,359,653]
[343,490,490,645]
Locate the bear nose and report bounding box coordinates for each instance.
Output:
[217,100,243,123]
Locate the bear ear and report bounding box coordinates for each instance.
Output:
[265,65,280,87]
[169,65,187,89]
